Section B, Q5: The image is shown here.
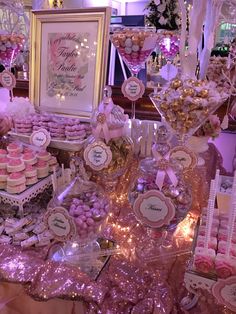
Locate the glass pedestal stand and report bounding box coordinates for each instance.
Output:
[110,26,157,119]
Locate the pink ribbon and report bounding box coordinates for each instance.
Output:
[93,100,114,144]
[152,146,178,191]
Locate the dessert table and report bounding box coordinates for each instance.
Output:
[0,143,232,314]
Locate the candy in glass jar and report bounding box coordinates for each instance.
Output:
[129,143,192,237]
[84,86,133,187]
[46,162,110,271]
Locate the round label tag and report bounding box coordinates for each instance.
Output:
[170,146,197,170]
[212,276,236,311]
[44,207,76,242]
[0,70,16,90]
[30,128,51,148]
[133,190,175,228]
[121,77,145,102]
[83,141,112,171]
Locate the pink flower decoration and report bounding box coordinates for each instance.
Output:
[216,264,233,279]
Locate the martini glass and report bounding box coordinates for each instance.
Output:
[149,79,228,145]
[0,33,24,100]
[110,26,157,119]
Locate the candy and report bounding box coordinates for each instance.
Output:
[66,193,110,240]
[111,28,156,72]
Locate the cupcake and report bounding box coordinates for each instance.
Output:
[48,156,59,172]
[0,181,6,190]
[7,142,23,154]
[0,157,8,170]
[26,176,38,186]
[24,164,37,178]
[7,172,26,186]
[7,152,22,160]
[7,183,26,194]
[0,169,8,182]
[37,150,51,162]
[22,152,37,165]
[7,159,25,173]
[36,160,49,178]
[0,149,7,158]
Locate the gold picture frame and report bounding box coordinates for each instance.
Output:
[30,7,111,120]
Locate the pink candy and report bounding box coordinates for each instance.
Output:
[69,193,109,240]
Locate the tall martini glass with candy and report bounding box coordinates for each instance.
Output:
[149,78,228,145]
[0,33,25,101]
[110,26,157,119]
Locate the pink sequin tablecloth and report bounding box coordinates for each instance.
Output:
[0,143,232,314]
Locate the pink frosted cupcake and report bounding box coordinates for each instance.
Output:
[7,172,26,186]
[7,152,22,160]
[48,156,59,172]
[36,160,49,178]
[24,164,37,178]
[7,159,25,173]
[7,142,23,154]
[0,149,7,158]
[37,150,51,162]
[0,169,8,182]
[26,176,38,186]
[23,147,34,154]
[0,181,6,190]
[0,157,8,170]
[7,183,26,194]
[22,152,37,165]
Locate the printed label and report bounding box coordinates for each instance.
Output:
[30,128,51,148]
[83,141,112,171]
[170,146,197,170]
[133,190,175,228]
[212,276,236,312]
[121,77,145,102]
[44,207,76,241]
[0,70,16,90]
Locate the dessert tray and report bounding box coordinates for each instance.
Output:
[184,171,236,312]
[0,174,53,216]
[9,131,88,152]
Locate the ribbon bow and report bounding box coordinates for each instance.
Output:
[93,100,114,144]
[152,146,178,190]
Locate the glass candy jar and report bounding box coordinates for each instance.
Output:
[47,174,110,271]
[129,144,192,236]
[84,86,133,187]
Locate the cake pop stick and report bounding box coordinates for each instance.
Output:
[225,171,236,257]
[215,171,236,278]
[51,174,57,192]
[194,178,217,273]
[61,163,65,185]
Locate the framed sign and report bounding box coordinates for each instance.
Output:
[30,7,111,120]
